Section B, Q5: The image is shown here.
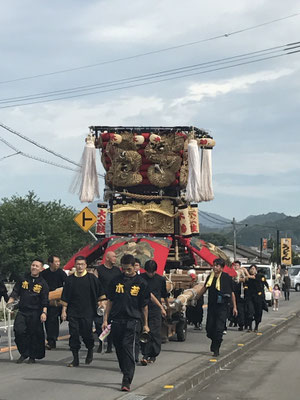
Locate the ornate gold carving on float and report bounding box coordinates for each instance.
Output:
[145,133,183,187]
[105,144,143,187]
[111,199,175,234]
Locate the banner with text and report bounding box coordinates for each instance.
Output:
[281,238,292,265]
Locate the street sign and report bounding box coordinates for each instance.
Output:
[74,207,97,232]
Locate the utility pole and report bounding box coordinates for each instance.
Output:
[276,229,280,267]
[260,237,263,263]
[232,217,237,261]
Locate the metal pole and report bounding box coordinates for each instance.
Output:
[233,217,237,261]
[260,238,263,263]
[1,297,7,332]
[276,229,280,267]
[7,308,13,360]
[88,230,98,241]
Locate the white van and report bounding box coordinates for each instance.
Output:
[242,264,274,306]
[289,265,300,291]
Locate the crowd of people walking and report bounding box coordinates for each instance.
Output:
[3,253,291,392]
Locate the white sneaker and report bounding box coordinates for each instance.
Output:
[273,308,275,311]
[276,308,278,311]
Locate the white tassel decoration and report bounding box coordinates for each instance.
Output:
[199,148,214,201]
[186,139,203,202]
[70,134,100,203]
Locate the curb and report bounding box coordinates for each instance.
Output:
[122,311,299,400]
[153,312,299,400]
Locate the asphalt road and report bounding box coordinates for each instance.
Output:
[180,311,300,400]
[0,292,299,400]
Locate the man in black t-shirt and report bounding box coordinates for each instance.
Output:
[197,258,237,357]
[0,279,9,303]
[96,251,121,293]
[95,251,121,353]
[61,256,105,367]
[41,255,67,350]
[244,265,270,332]
[102,254,150,392]
[140,260,169,364]
[7,258,49,364]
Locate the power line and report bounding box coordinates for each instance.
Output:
[0,43,291,104]
[198,210,229,225]
[1,12,299,85]
[0,45,299,109]
[198,210,232,226]
[0,136,78,172]
[0,122,105,177]
[199,209,233,224]
[0,152,21,162]
[0,122,79,168]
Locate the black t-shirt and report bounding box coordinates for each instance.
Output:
[65,274,95,318]
[140,273,169,314]
[41,268,67,292]
[61,272,104,318]
[283,275,291,289]
[232,279,242,297]
[107,273,150,321]
[0,281,9,302]
[245,273,268,299]
[97,264,122,295]
[11,274,49,312]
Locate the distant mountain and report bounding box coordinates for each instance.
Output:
[239,212,287,226]
[199,211,300,246]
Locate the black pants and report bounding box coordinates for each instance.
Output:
[245,298,263,327]
[186,297,204,326]
[68,316,94,351]
[141,311,162,359]
[236,300,245,327]
[14,310,45,359]
[206,303,228,351]
[45,305,61,346]
[284,289,290,300]
[135,322,141,362]
[111,319,140,383]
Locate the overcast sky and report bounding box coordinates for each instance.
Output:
[0,0,299,220]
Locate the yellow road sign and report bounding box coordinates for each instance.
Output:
[74,207,97,232]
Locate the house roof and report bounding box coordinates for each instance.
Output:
[221,244,269,263]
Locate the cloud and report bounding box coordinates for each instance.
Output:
[214,175,300,199]
[171,69,293,105]
[1,0,300,220]
[213,149,300,176]
[87,21,160,44]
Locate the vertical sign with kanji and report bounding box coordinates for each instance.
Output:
[96,203,107,236]
[281,238,292,265]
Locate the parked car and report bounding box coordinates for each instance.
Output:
[288,265,300,291]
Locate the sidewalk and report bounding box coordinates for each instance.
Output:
[0,294,299,400]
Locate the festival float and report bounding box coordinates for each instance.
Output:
[65,126,230,340]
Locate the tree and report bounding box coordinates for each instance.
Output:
[200,233,230,246]
[0,192,92,279]
[292,252,300,265]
